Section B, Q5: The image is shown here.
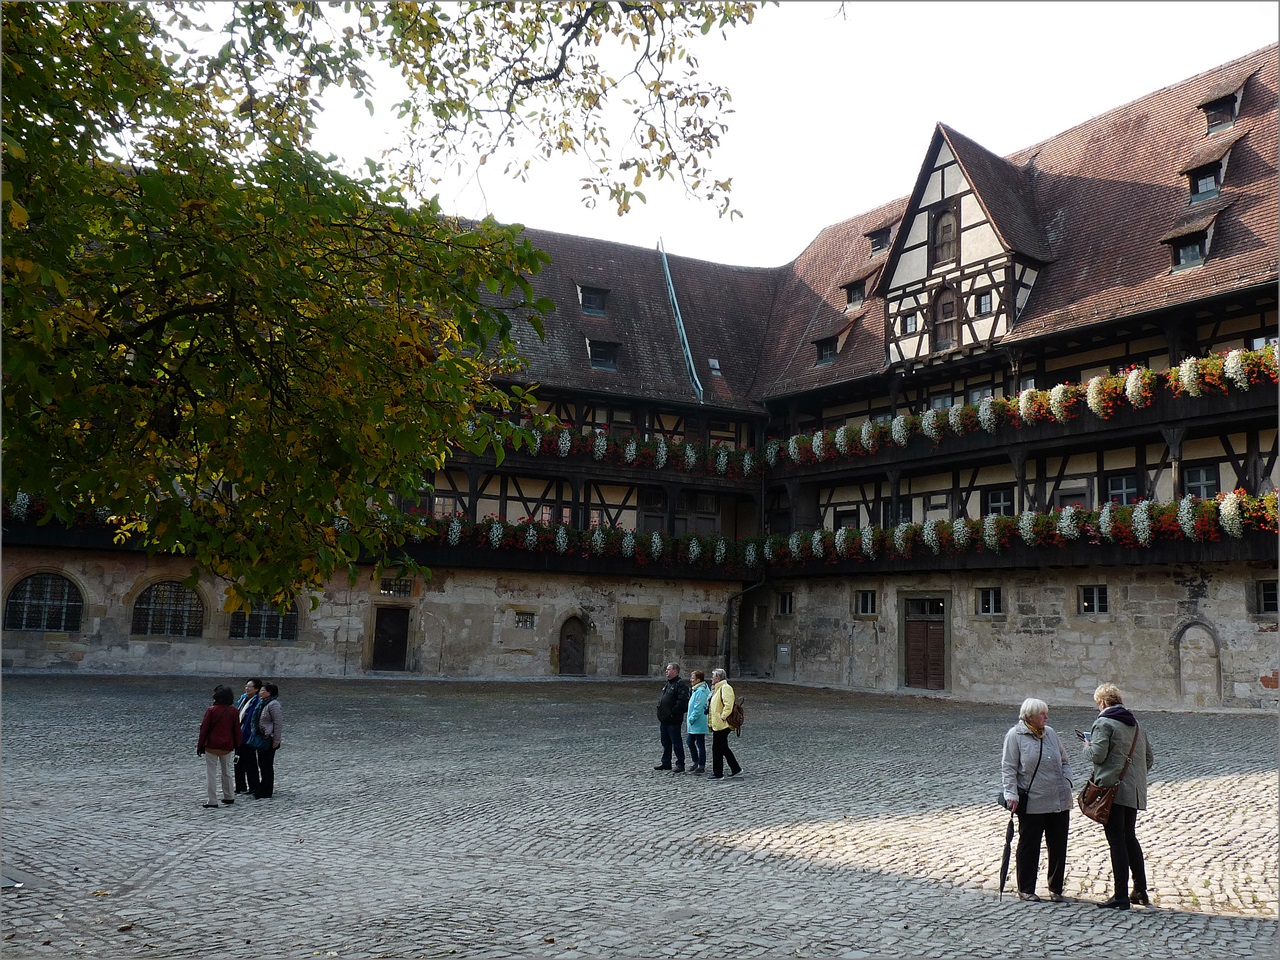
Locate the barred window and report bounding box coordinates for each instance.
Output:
[229,601,298,642]
[131,581,204,637]
[4,573,83,632]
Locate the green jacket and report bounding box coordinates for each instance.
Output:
[1083,708,1155,810]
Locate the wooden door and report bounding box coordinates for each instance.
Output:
[620,618,650,676]
[371,607,410,670]
[904,619,945,690]
[559,616,586,675]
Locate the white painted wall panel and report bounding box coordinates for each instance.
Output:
[922,170,942,205]
[892,246,928,287]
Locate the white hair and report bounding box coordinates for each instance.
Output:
[1019,697,1048,722]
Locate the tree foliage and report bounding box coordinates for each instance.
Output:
[1,1,758,608]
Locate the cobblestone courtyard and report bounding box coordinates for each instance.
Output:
[2,674,1276,958]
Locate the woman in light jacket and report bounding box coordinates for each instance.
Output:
[706,668,741,781]
[1083,682,1155,910]
[253,683,283,799]
[1001,697,1074,902]
[685,670,711,775]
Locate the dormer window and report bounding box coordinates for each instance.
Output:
[844,279,866,309]
[588,340,618,370]
[708,358,722,376]
[580,286,608,315]
[1188,162,1222,202]
[1202,95,1237,134]
[815,338,837,365]
[1171,233,1207,271]
[868,228,890,254]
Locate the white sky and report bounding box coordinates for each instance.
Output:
[312,0,1279,269]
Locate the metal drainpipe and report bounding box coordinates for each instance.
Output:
[658,238,704,404]
[722,576,769,675]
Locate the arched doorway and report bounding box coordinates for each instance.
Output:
[1175,622,1221,706]
[559,616,586,675]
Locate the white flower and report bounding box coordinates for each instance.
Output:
[447,516,463,546]
[922,519,941,555]
[742,449,754,475]
[811,530,824,559]
[1132,499,1153,546]
[983,514,1003,552]
[557,428,573,457]
[860,420,876,450]
[948,403,965,434]
[1057,505,1081,540]
[835,526,853,557]
[1125,368,1152,408]
[1099,502,1114,541]
[1018,510,1038,545]
[655,435,668,469]
[622,529,636,557]
[715,446,729,475]
[649,530,664,559]
[1086,375,1108,417]
[1177,494,1200,541]
[1179,357,1202,397]
[978,396,997,433]
[555,525,570,554]
[860,526,876,559]
[592,430,608,461]
[687,536,702,563]
[1219,491,1244,538]
[334,514,351,533]
[745,542,759,567]
[891,415,911,446]
[684,442,699,470]
[921,408,943,441]
[788,435,801,462]
[765,439,780,466]
[892,523,914,555]
[835,424,851,455]
[624,439,638,464]
[788,531,803,558]
[952,517,970,551]
[1224,349,1249,391]
[530,428,542,456]
[812,429,826,460]
[1018,389,1037,423]
[1049,384,1073,423]
[524,525,539,550]
[714,538,727,565]
[592,527,606,554]
[488,521,504,548]
[763,538,775,562]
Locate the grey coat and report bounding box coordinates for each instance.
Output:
[1083,713,1154,810]
[1001,721,1074,815]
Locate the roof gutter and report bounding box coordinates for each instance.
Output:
[658,238,704,404]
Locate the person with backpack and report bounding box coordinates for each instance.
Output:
[654,662,691,772]
[685,670,711,775]
[706,668,742,781]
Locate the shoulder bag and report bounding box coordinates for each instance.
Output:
[998,736,1042,811]
[1077,722,1138,825]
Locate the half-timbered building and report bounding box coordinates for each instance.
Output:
[6,45,1278,709]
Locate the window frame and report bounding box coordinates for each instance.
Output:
[579,286,608,315]
[930,204,959,267]
[589,340,619,370]
[856,590,877,617]
[1078,585,1109,615]
[844,279,866,309]
[976,587,1003,616]
[1202,95,1237,133]
[1256,580,1278,616]
[931,288,960,352]
[132,580,204,638]
[777,592,794,617]
[229,600,299,643]
[815,337,837,365]
[4,572,84,632]
[973,290,993,315]
[868,228,890,254]
[683,618,718,657]
[1183,464,1220,500]
[1172,233,1207,271]
[514,611,536,629]
[1188,162,1222,203]
[983,486,1016,517]
[1105,473,1141,506]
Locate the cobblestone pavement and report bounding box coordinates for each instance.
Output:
[2,674,1276,959]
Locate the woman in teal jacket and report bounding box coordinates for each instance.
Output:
[685,670,711,774]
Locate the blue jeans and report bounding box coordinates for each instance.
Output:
[686,733,706,768]
[659,722,685,767]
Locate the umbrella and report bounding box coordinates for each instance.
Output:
[998,811,1016,898]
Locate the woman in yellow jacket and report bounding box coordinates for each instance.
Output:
[706,668,742,781]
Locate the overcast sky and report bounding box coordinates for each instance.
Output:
[313,1,1279,269]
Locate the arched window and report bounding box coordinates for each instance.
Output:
[230,601,299,642]
[131,581,204,637]
[932,288,960,351]
[933,209,957,265]
[4,573,83,632]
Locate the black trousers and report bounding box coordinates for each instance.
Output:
[1102,804,1147,901]
[711,728,740,777]
[1015,808,1070,895]
[255,745,277,798]
[234,745,260,794]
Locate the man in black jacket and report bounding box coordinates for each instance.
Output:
[655,662,691,772]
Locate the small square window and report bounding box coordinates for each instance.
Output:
[1247,335,1278,350]
[1019,376,1036,392]
[886,499,912,525]
[868,228,890,254]
[1055,488,1090,509]
[929,394,954,410]
[777,592,794,617]
[984,487,1016,517]
[902,313,918,334]
[1189,163,1221,202]
[1107,474,1140,506]
[514,611,535,629]
[857,590,877,616]
[845,280,865,308]
[977,587,1003,615]
[1202,95,1237,133]
[708,358,722,376]
[1257,580,1278,615]
[974,291,993,315]
[432,494,460,518]
[1172,234,1206,270]
[1079,585,1109,615]
[380,578,413,597]
[816,338,837,365]
[589,341,619,370]
[1184,465,1219,499]
[968,385,994,404]
[580,286,608,314]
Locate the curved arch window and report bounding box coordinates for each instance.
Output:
[933,209,957,264]
[131,581,204,637]
[4,573,83,632]
[932,288,960,351]
[230,601,299,642]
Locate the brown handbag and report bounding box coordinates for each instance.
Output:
[1078,722,1139,825]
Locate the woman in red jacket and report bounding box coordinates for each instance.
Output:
[197,685,242,808]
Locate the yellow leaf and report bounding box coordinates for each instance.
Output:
[8,201,28,228]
